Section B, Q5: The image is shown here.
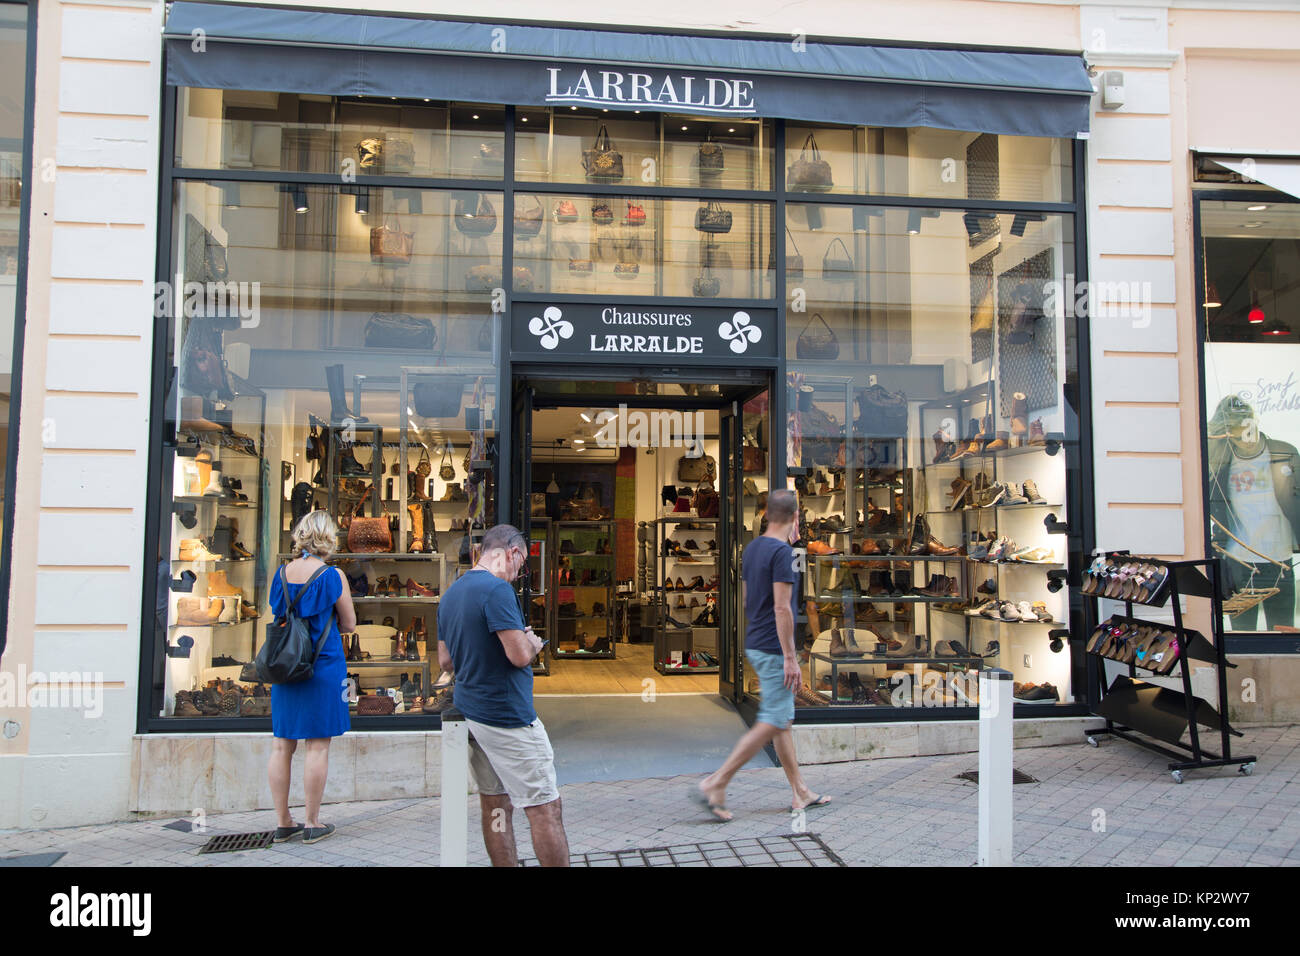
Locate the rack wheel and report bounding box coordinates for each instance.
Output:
[1171,770,1184,784]
[1086,736,1099,748]
[1239,763,1255,776]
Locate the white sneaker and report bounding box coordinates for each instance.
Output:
[999,602,1022,621]
[1016,600,1038,621]
[1002,482,1029,505]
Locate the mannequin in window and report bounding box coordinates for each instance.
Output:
[1207,393,1300,630]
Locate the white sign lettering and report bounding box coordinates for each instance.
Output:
[546,65,756,114]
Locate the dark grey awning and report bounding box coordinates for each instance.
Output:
[164,2,1092,138]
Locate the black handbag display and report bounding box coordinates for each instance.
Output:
[365,312,436,350]
[855,383,909,439]
[821,237,854,281]
[255,565,337,684]
[795,313,839,360]
[697,132,724,178]
[695,201,733,234]
[582,126,624,183]
[454,193,497,237]
[693,268,721,298]
[413,378,466,418]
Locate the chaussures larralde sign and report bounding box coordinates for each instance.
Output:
[511,301,777,362]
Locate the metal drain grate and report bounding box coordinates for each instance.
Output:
[527,833,845,867]
[957,769,1038,784]
[197,831,275,854]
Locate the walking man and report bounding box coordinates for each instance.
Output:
[695,489,829,821]
[437,523,569,866]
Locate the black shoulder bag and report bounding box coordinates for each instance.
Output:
[255,565,338,684]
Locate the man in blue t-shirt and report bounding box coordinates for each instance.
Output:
[694,489,830,822]
[437,523,569,866]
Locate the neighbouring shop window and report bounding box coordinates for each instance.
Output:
[1200,195,1300,635]
[775,200,1079,708]
[783,123,1073,202]
[155,176,500,720]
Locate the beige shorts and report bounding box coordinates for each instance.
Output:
[465,717,560,809]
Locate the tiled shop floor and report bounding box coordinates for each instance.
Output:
[1,725,1297,867]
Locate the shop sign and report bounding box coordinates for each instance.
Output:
[511,301,777,362]
[545,65,756,114]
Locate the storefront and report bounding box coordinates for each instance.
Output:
[143,1,1097,733]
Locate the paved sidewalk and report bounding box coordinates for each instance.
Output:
[2,726,1298,867]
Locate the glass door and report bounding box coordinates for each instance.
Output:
[717,401,745,702]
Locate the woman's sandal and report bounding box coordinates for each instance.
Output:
[689,787,732,823]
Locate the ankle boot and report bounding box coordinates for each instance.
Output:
[867,571,890,596]
[953,418,982,459]
[325,364,368,426]
[893,570,913,596]
[423,502,438,553]
[829,628,850,658]
[202,462,224,496]
[985,430,1010,452]
[348,632,361,661]
[932,427,953,464]
[205,570,240,596]
[1028,418,1046,446]
[407,502,424,553]
[1010,392,1029,440]
[406,621,421,661]
[394,626,407,661]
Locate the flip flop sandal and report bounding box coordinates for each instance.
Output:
[1141,565,1169,603]
[1154,637,1181,675]
[1085,623,1110,654]
[688,787,732,823]
[791,793,833,813]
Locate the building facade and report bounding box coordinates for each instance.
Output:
[1,0,1298,827]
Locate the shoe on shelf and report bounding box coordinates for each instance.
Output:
[948,478,972,510]
[1001,482,1029,505]
[1030,601,1053,622]
[977,577,997,595]
[1015,682,1059,703]
[1011,546,1055,564]
[177,539,221,562]
[1022,479,1047,504]
[999,602,1022,622]
[1016,600,1039,621]
[980,640,1000,657]
[968,599,999,618]
[980,482,1007,508]
[1027,419,1046,446]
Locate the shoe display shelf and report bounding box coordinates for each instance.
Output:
[527,520,550,675]
[167,386,268,716]
[919,382,1071,685]
[655,515,720,674]
[1083,553,1255,782]
[553,520,616,659]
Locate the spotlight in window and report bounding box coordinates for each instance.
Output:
[521,117,528,122]
[728,128,735,133]
[472,114,479,120]
[423,98,430,102]
[963,212,991,237]
[221,182,240,208]
[571,106,578,111]
[573,438,585,444]
[354,188,370,216]
[681,125,688,131]
[1262,321,1291,336]
[1247,204,1268,212]
[292,187,309,214]
[906,209,939,235]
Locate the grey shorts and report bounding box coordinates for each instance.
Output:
[465,717,560,809]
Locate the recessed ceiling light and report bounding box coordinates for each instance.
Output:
[579,411,592,423]
[728,128,735,133]
[602,108,609,112]
[571,106,577,111]
[1247,204,1268,212]
[1243,222,1264,228]
[521,117,528,122]
[423,98,430,102]
[472,114,479,120]
[634,109,641,113]
[681,125,688,131]
[573,438,585,444]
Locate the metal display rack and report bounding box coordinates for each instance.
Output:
[654,515,721,674]
[553,520,616,659]
[1084,552,1256,782]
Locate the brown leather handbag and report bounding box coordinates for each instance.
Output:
[693,480,720,518]
[796,313,839,360]
[347,517,392,554]
[743,438,766,474]
[370,215,413,264]
[357,694,396,716]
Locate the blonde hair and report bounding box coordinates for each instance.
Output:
[292,510,339,559]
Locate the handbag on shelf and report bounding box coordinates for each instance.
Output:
[569,258,594,275]
[743,438,766,474]
[614,262,640,280]
[591,200,614,226]
[698,132,724,178]
[356,137,384,170]
[694,201,733,234]
[475,142,505,174]
[514,195,544,238]
[693,270,720,298]
[347,517,392,554]
[357,694,396,716]
[454,193,497,237]
[624,201,647,227]
[383,135,415,173]
[693,480,720,519]
[786,226,804,278]
[795,313,839,360]
[412,379,466,419]
[513,265,536,292]
[416,446,432,479]
[364,312,435,350]
[439,445,455,481]
[465,265,500,292]
[855,384,909,440]
[554,199,579,222]
[369,215,414,265]
[582,125,624,183]
[786,132,833,191]
[821,237,854,281]
[678,452,717,483]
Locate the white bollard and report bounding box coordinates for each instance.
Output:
[440,712,469,867]
[978,668,1013,866]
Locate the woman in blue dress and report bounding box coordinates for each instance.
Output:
[267,510,356,844]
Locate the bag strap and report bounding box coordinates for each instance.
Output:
[594,125,611,149]
[802,132,819,159]
[785,225,801,256]
[825,237,851,260]
[798,312,830,335]
[281,563,332,617]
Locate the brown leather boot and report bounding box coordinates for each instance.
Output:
[985,430,1010,452]
[1028,418,1046,445]
[1010,391,1029,441]
[927,536,964,556]
[408,502,424,553]
[829,629,850,658]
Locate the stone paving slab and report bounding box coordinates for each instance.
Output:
[0,725,1294,867]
